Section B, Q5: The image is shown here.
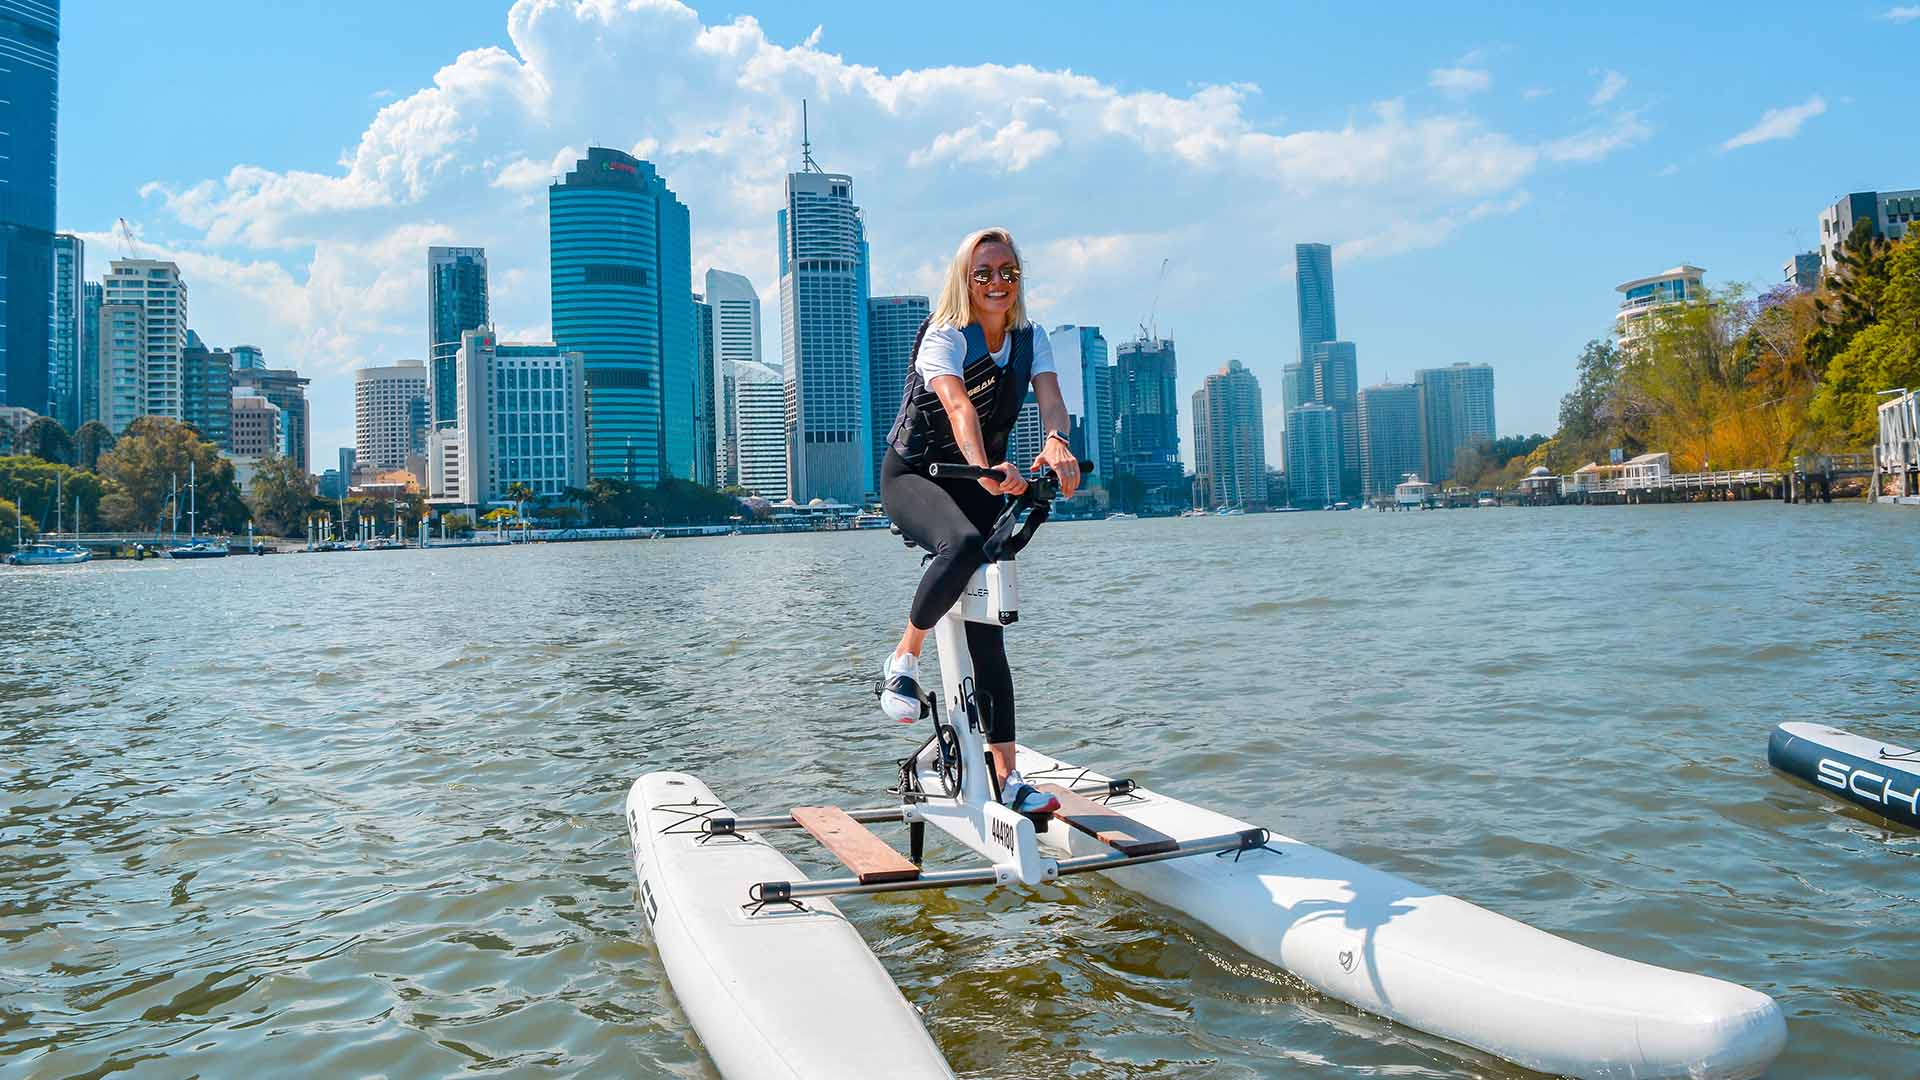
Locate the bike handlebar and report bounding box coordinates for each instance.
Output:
[926,460,1094,482]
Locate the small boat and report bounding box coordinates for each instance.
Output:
[6,542,91,566]
[1214,505,1245,516]
[167,538,231,559]
[1768,721,1919,830]
[1104,511,1137,521]
[1476,496,1499,508]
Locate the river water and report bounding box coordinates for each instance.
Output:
[2,503,1916,1078]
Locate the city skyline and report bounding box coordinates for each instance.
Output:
[41,3,1919,469]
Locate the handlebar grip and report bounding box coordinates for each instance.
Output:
[927,462,996,480]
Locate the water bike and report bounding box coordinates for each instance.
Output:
[624,464,1786,1080]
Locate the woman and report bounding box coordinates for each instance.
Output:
[877,227,1081,816]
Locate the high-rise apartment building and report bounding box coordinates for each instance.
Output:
[230,345,264,371]
[181,335,233,449]
[1818,189,1918,271]
[428,246,489,431]
[97,301,144,433]
[705,269,763,486]
[0,1,58,413]
[550,148,695,483]
[1007,391,1044,472]
[79,281,101,427]
[1356,382,1422,501]
[354,359,427,470]
[229,391,282,459]
[1782,252,1821,291]
[867,294,930,484]
[1308,340,1360,500]
[232,367,312,471]
[1046,324,1111,483]
[1295,243,1336,363]
[1113,335,1181,494]
[729,359,788,500]
[104,259,188,421]
[1192,359,1267,510]
[693,294,716,487]
[1415,362,1496,485]
[1614,265,1704,350]
[452,330,588,506]
[1285,403,1340,509]
[779,158,871,503]
[51,233,83,428]
[1281,362,1304,413]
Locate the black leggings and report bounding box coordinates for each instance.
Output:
[881,449,1016,744]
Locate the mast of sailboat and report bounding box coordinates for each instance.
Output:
[187,459,197,542]
[170,473,179,539]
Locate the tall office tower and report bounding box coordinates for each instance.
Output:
[104,259,188,420]
[1284,403,1340,509]
[0,1,57,412]
[1356,382,1422,501]
[549,148,695,483]
[1007,392,1044,471]
[1308,339,1360,499]
[1614,265,1704,351]
[1295,243,1336,362]
[229,391,283,459]
[728,359,788,500]
[354,359,427,470]
[339,447,357,484]
[1192,359,1267,510]
[867,294,931,482]
[79,281,101,426]
[779,133,871,503]
[230,344,264,370]
[1046,324,1112,482]
[1414,362,1497,484]
[1281,363,1304,412]
[1818,189,1919,271]
[51,233,82,428]
[705,269,763,486]
[233,367,312,471]
[181,335,234,449]
[96,301,145,433]
[452,330,588,506]
[1113,335,1181,494]
[428,246,489,430]
[693,294,716,486]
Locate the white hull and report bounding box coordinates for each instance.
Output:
[624,772,953,1080]
[1015,747,1786,1079]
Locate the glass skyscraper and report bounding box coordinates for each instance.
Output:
[1192,359,1267,510]
[1285,403,1340,509]
[79,281,100,426]
[1295,242,1336,363]
[51,232,82,428]
[0,1,58,412]
[549,148,694,484]
[1356,382,1422,501]
[232,366,312,471]
[1415,362,1497,484]
[428,246,488,430]
[1113,335,1181,495]
[1044,324,1112,483]
[866,294,929,486]
[1309,339,1360,500]
[780,165,871,503]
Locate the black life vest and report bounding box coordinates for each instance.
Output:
[886,319,1035,468]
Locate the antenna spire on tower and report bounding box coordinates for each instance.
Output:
[801,99,822,173]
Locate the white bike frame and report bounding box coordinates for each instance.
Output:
[904,559,1057,887]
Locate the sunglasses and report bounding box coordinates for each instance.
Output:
[969,266,1022,284]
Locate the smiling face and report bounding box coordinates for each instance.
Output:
[968,240,1020,320]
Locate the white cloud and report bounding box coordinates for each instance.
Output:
[1589,70,1627,106]
[1883,6,1920,21]
[1522,86,1552,100]
[122,1,1631,458]
[1720,96,1827,150]
[1543,111,1653,162]
[1429,67,1492,97]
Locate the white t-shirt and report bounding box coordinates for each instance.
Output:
[913,323,1056,385]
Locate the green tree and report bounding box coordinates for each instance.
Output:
[14,416,74,465]
[0,456,107,531]
[0,497,35,551]
[1806,217,1893,375]
[1810,229,1920,445]
[441,512,474,535]
[95,417,244,532]
[246,453,315,536]
[73,420,116,471]
[1556,338,1632,461]
[505,480,535,523]
[1106,469,1147,512]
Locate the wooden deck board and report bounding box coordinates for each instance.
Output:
[1037,784,1179,857]
[791,806,922,884]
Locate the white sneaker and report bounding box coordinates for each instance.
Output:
[998,770,1060,814]
[879,651,924,723]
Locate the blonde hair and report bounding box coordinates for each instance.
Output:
[930,227,1029,331]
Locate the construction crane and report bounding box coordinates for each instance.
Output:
[1138,257,1170,342]
[116,217,142,259]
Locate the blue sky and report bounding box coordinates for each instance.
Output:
[59,1,1920,467]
